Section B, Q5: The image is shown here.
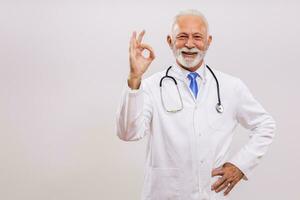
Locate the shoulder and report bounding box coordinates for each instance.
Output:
[206,66,250,101]
[209,67,239,83]
[207,66,245,89]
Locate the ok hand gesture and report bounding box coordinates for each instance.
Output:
[128,30,155,89]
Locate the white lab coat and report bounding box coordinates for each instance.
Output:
[116,63,276,200]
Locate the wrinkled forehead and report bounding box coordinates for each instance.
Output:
[173,15,208,36]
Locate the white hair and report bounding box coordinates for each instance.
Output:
[171,9,210,38]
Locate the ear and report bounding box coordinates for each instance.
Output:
[167,35,173,49]
[206,35,212,50]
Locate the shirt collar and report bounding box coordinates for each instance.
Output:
[170,61,207,84]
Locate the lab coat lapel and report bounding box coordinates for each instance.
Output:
[196,65,213,104]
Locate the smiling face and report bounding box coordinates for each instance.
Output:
[167,15,212,71]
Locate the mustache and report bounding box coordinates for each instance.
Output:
[179,47,201,54]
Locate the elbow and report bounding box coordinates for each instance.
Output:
[116,115,148,142]
[117,131,132,141]
[267,115,277,139]
[115,116,136,141]
[256,115,277,145]
[116,128,142,142]
[261,113,277,136]
[117,134,129,141]
[116,125,131,141]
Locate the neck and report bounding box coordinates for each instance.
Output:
[176,59,204,72]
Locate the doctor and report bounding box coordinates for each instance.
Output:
[116,9,276,200]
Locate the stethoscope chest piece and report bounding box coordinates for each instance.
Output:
[216,103,224,113]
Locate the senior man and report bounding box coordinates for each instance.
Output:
[116,9,276,200]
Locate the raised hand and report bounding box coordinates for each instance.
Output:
[128,30,155,89]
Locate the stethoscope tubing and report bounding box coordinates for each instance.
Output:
[159,65,224,113]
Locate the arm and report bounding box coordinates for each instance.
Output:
[228,79,276,180]
[116,81,153,141]
[211,79,276,195]
[116,30,155,141]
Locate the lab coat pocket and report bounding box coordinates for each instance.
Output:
[144,167,182,200]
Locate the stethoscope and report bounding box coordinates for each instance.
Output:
[159,65,224,113]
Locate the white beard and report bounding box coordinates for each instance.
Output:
[173,47,206,68]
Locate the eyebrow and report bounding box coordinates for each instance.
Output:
[176,32,204,36]
[193,33,203,36]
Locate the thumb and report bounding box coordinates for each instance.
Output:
[211,166,224,177]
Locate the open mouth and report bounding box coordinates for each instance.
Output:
[182,51,198,57]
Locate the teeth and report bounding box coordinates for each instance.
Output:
[183,52,197,55]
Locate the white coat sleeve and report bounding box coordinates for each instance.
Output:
[116,81,153,141]
[228,79,276,180]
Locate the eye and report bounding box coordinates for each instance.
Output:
[177,35,188,40]
[194,35,203,40]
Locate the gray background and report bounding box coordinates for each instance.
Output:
[0,0,299,199]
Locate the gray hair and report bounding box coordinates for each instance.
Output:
[171,9,210,38]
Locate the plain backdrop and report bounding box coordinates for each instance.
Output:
[0,0,299,199]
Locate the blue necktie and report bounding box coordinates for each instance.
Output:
[187,72,199,98]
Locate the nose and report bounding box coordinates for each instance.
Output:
[185,36,195,49]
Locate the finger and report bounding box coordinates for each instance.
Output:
[129,32,134,53]
[140,43,155,60]
[137,30,145,44]
[224,180,238,196]
[211,167,225,177]
[130,31,139,56]
[211,176,226,191]
[215,180,230,193]
[132,31,137,49]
